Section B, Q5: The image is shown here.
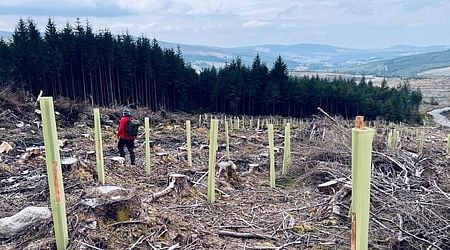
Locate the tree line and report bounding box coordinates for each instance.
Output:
[0,18,422,122]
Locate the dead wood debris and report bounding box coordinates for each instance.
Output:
[0,93,449,249]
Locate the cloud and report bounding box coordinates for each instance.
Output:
[405,22,424,28]
[0,1,130,17]
[115,0,172,14]
[242,20,269,28]
[1,0,450,48]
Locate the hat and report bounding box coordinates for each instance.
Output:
[123,108,131,116]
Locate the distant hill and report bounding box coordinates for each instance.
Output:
[159,41,450,72]
[343,49,450,77]
[0,31,12,40]
[2,29,450,74]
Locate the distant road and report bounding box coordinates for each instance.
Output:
[428,107,450,127]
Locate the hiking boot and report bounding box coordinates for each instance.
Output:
[130,154,136,165]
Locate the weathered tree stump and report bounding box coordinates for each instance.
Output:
[61,157,78,172]
[217,161,239,181]
[80,186,142,222]
[248,163,260,174]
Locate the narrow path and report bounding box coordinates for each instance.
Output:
[428,107,450,127]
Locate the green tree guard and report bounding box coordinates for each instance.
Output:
[93,108,105,184]
[186,120,192,167]
[419,130,425,155]
[282,123,291,175]
[145,117,151,175]
[207,119,219,203]
[225,121,230,160]
[40,97,69,249]
[387,128,394,148]
[447,134,450,157]
[351,116,375,250]
[268,124,276,188]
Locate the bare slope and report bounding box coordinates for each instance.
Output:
[0,93,449,249]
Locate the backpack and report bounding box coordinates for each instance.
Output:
[126,118,140,137]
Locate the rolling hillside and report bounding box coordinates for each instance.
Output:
[343,49,450,77]
[160,41,450,72]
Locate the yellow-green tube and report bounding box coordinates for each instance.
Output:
[40,97,69,250]
[145,117,151,175]
[282,123,291,175]
[93,108,105,184]
[186,120,192,167]
[225,121,230,160]
[207,119,219,203]
[268,124,275,188]
[351,127,375,250]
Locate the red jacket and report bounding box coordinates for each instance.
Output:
[117,115,136,140]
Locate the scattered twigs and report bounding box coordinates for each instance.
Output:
[128,235,151,250]
[74,240,103,250]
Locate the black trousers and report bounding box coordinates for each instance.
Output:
[118,138,135,164]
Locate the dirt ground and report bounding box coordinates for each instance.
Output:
[0,89,449,250]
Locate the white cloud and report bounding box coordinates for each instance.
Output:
[0,0,97,8]
[242,20,269,28]
[115,0,169,14]
[1,0,450,48]
[405,22,424,28]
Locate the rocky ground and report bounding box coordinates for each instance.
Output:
[0,88,449,250]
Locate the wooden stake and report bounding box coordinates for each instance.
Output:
[355,116,364,129]
[40,97,69,250]
[351,212,356,250]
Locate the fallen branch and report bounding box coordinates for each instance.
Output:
[150,174,190,201]
[217,230,277,241]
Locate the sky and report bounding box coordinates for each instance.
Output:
[0,0,449,49]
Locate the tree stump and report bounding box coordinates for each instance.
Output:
[61,157,78,172]
[217,161,239,181]
[80,186,142,222]
[248,163,260,174]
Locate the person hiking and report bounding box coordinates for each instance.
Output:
[116,108,137,165]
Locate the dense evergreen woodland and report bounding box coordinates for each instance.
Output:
[0,19,422,122]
